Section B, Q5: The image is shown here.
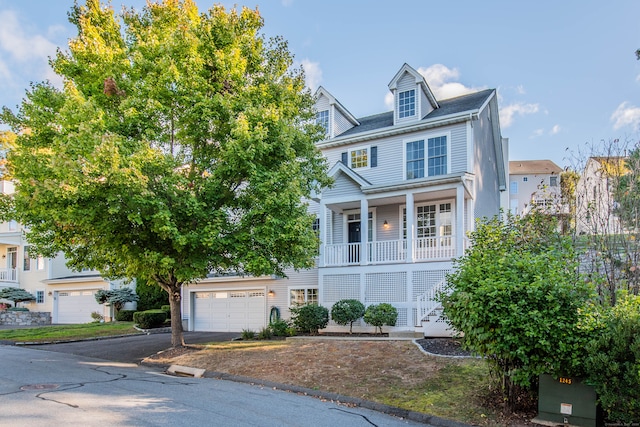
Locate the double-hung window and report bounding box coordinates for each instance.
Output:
[406,135,447,179]
[399,89,416,118]
[316,110,329,135]
[289,288,318,306]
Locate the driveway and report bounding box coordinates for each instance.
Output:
[27,331,239,364]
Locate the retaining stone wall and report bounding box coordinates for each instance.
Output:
[0,311,51,326]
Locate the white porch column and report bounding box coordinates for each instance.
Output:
[456,185,464,257]
[360,198,369,265]
[406,192,414,263]
[318,201,327,267]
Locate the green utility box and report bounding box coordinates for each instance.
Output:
[534,374,602,427]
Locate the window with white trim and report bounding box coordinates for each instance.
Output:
[399,89,416,118]
[316,110,329,135]
[36,290,45,304]
[289,288,318,306]
[350,147,368,169]
[406,136,448,179]
[549,176,558,187]
[8,220,17,231]
[402,201,454,242]
[510,181,518,194]
[23,246,44,272]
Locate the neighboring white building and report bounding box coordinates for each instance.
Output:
[0,180,133,323]
[575,156,627,235]
[509,160,562,216]
[181,63,509,337]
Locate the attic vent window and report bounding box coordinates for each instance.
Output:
[316,110,329,135]
[399,89,416,118]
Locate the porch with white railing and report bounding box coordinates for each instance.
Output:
[0,268,17,282]
[323,236,461,267]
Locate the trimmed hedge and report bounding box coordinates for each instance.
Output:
[161,305,171,319]
[116,309,136,322]
[133,309,167,329]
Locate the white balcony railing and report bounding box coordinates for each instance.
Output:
[324,236,459,267]
[0,268,17,282]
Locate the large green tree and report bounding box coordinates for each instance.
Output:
[0,0,329,347]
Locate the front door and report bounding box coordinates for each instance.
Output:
[348,222,360,263]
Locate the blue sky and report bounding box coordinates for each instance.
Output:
[1,0,639,168]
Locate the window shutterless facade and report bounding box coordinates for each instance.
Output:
[316,110,329,135]
[398,89,416,118]
[405,135,448,180]
[402,201,454,241]
[289,288,318,306]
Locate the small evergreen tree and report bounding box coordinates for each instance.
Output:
[331,299,365,334]
[0,287,35,307]
[95,288,138,316]
[363,303,397,334]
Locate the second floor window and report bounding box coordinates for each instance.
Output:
[549,176,558,187]
[406,136,447,179]
[350,148,368,169]
[399,89,416,118]
[316,110,329,135]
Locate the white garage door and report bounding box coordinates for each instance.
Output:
[56,290,102,324]
[193,290,266,332]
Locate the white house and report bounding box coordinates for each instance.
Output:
[0,180,133,323]
[509,160,562,216]
[181,63,509,337]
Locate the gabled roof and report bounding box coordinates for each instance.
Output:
[327,161,371,187]
[509,160,562,175]
[337,89,495,138]
[388,63,439,110]
[314,86,359,126]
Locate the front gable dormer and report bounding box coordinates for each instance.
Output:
[314,87,359,139]
[388,63,439,125]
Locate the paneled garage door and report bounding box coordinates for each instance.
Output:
[193,290,266,332]
[56,290,102,324]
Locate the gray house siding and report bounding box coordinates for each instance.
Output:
[473,98,502,219]
[334,109,355,136]
[323,173,362,199]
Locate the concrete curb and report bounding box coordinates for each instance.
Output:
[198,370,471,427]
[12,332,146,346]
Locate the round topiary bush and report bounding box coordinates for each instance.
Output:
[331,299,365,333]
[133,309,167,329]
[290,304,329,335]
[364,303,398,334]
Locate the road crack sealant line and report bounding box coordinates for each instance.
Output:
[140,361,472,427]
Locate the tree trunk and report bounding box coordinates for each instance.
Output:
[157,276,185,348]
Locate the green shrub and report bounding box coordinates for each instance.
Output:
[161,305,171,319]
[269,318,291,337]
[257,326,273,340]
[135,281,169,311]
[364,303,397,334]
[133,309,167,329]
[115,310,135,322]
[290,304,328,335]
[584,293,640,422]
[241,329,256,340]
[90,311,104,322]
[331,299,365,333]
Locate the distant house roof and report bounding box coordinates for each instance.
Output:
[337,89,495,138]
[509,160,562,175]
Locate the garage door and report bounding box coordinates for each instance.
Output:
[193,290,266,332]
[56,290,102,324]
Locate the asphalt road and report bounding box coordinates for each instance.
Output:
[28,331,239,364]
[0,345,429,427]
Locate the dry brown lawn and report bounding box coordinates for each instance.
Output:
[142,338,537,425]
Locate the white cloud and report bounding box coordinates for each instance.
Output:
[550,124,561,135]
[611,102,640,130]
[384,92,394,110]
[499,102,540,128]
[516,85,526,95]
[532,129,544,137]
[0,10,57,62]
[300,59,322,92]
[416,64,485,99]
